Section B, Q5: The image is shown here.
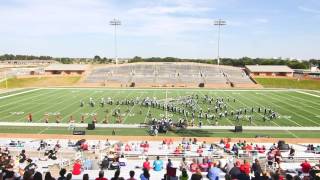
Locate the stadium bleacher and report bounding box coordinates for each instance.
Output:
[85,63,254,87]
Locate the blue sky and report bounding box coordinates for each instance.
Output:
[0,0,319,59]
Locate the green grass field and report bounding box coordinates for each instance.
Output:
[255,77,320,90]
[0,88,320,128]
[0,76,81,88]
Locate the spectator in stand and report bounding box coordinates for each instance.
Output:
[32,171,42,180]
[82,174,89,180]
[289,146,295,160]
[301,159,312,174]
[180,157,188,171]
[72,159,82,175]
[240,160,251,176]
[191,168,203,180]
[166,159,173,170]
[229,160,241,179]
[274,149,282,168]
[23,170,33,180]
[143,158,151,171]
[140,168,150,180]
[190,159,199,173]
[251,159,262,180]
[207,163,221,180]
[179,168,189,180]
[111,169,123,180]
[66,173,72,180]
[96,170,108,180]
[153,156,163,172]
[57,168,67,180]
[127,170,137,180]
[45,172,56,180]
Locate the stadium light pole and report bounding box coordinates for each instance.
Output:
[109,18,121,65]
[214,19,226,66]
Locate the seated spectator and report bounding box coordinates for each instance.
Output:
[190,159,199,173]
[251,159,262,179]
[153,156,163,172]
[111,169,123,180]
[72,159,82,175]
[240,160,251,176]
[301,159,312,174]
[127,170,137,180]
[140,168,150,180]
[24,159,37,172]
[57,168,67,180]
[101,156,110,170]
[143,158,151,171]
[66,173,72,180]
[191,168,203,180]
[199,159,209,172]
[125,144,132,151]
[179,168,189,180]
[33,171,43,180]
[166,159,173,170]
[96,170,108,180]
[180,157,188,171]
[229,160,241,179]
[45,172,56,180]
[207,163,221,180]
[83,174,89,180]
[289,146,295,159]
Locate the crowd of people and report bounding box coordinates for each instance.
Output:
[1,138,320,180]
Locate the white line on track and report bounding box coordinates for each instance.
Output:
[296,90,320,98]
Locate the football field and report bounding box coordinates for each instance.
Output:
[0,88,320,127]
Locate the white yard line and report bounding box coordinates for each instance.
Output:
[296,90,320,98]
[0,88,40,99]
[269,93,320,126]
[253,93,303,126]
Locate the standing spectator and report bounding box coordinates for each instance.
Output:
[96,170,108,180]
[140,168,150,180]
[153,156,163,172]
[251,159,262,180]
[57,168,67,180]
[127,170,137,180]
[207,163,221,180]
[179,168,189,180]
[191,168,203,180]
[143,158,151,171]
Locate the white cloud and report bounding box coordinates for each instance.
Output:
[298,6,320,14]
[255,18,269,23]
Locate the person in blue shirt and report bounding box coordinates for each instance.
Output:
[153,156,163,171]
[207,163,221,180]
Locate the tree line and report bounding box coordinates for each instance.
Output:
[0,54,319,69]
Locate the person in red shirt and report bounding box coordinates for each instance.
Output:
[190,159,198,173]
[143,158,151,171]
[240,160,251,175]
[301,159,312,173]
[96,170,108,180]
[72,159,82,175]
